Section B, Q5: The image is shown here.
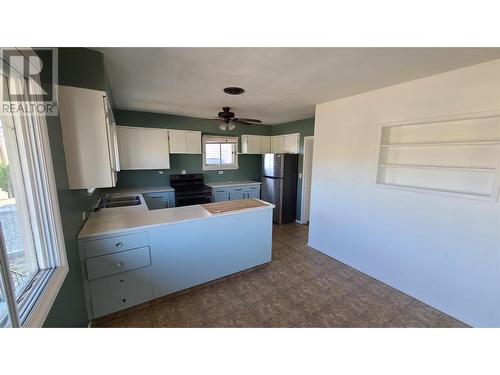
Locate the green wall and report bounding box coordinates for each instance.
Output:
[42,47,314,326]
[43,48,108,327]
[116,110,315,221]
[114,110,271,187]
[270,118,315,220]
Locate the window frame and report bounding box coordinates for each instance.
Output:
[0,50,68,327]
[202,135,239,171]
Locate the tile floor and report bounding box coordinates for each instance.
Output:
[93,223,468,328]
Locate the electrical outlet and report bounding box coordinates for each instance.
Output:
[218,170,223,175]
[181,169,187,175]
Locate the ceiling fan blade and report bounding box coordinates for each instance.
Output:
[233,118,262,123]
[232,119,254,126]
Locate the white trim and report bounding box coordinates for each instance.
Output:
[23,267,68,327]
[0,65,68,327]
[373,110,500,203]
[202,135,239,171]
[300,136,314,223]
[23,104,68,327]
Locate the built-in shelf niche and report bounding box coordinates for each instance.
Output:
[376,112,500,200]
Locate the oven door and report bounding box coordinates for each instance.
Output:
[175,193,212,207]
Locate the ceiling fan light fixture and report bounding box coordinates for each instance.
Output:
[228,122,236,131]
[218,123,228,131]
[223,87,245,95]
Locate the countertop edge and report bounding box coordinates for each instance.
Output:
[77,202,274,240]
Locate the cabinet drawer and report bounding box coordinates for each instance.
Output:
[89,266,152,318]
[213,188,228,194]
[245,185,260,191]
[83,232,148,258]
[86,246,151,280]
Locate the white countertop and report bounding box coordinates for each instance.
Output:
[206,180,261,188]
[78,187,272,240]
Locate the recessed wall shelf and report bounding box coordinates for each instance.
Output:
[380,140,500,147]
[378,163,495,172]
[375,112,500,201]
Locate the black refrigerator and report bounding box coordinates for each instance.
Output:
[261,153,298,224]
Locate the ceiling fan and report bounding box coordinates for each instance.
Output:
[212,107,262,131]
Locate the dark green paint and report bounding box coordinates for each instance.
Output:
[114,110,271,188]
[57,48,106,91]
[43,48,109,327]
[271,118,315,220]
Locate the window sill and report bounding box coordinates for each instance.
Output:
[202,166,239,171]
[22,265,68,327]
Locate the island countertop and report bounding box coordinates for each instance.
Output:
[78,187,273,239]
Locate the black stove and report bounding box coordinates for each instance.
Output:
[170,174,212,207]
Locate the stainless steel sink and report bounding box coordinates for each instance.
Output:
[107,196,140,203]
[100,195,141,208]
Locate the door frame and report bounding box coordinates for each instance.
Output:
[299,136,314,224]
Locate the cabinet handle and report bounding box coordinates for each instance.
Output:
[115,242,123,248]
[115,261,126,268]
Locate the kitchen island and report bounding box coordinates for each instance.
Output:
[78,189,274,319]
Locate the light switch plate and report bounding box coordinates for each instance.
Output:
[218,170,223,174]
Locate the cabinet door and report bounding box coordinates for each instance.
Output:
[186,131,201,154]
[144,129,170,169]
[259,136,271,154]
[168,130,186,153]
[213,193,230,202]
[271,136,284,154]
[247,190,260,199]
[117,126,146,170]
[284,133,300,154]
[58,85,114,189]
[247,135,261,154]
[229,188,245,200]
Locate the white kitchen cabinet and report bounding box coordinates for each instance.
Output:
[58,85,118,189]
[117,126,170,170]
[259,136,271,154]
[241,135,272,154]
[270,133,300,154]
[168,129,201,154]
[284,133,300,154]
[186,131,202,154]
[241,135,260,154]
[271,135,285,153]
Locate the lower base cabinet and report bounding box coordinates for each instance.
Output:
[88,266,153,318]
[211,184,261,202]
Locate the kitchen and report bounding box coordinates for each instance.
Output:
[3,5,500,375]
[2,47,500,332]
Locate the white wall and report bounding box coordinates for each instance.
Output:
[308,59,500,327]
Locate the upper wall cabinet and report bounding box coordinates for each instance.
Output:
[271,133,300,154]
[117,126,170,170]
[168,130,202,154]
[58,85,119,189]
[241,135,271,154]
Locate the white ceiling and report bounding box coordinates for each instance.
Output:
[97,48,500,124]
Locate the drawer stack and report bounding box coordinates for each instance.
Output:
[212,184,261,202]
[80,231,152,318]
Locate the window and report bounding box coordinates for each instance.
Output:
[0,59,67,327]
[202,135,239,170]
